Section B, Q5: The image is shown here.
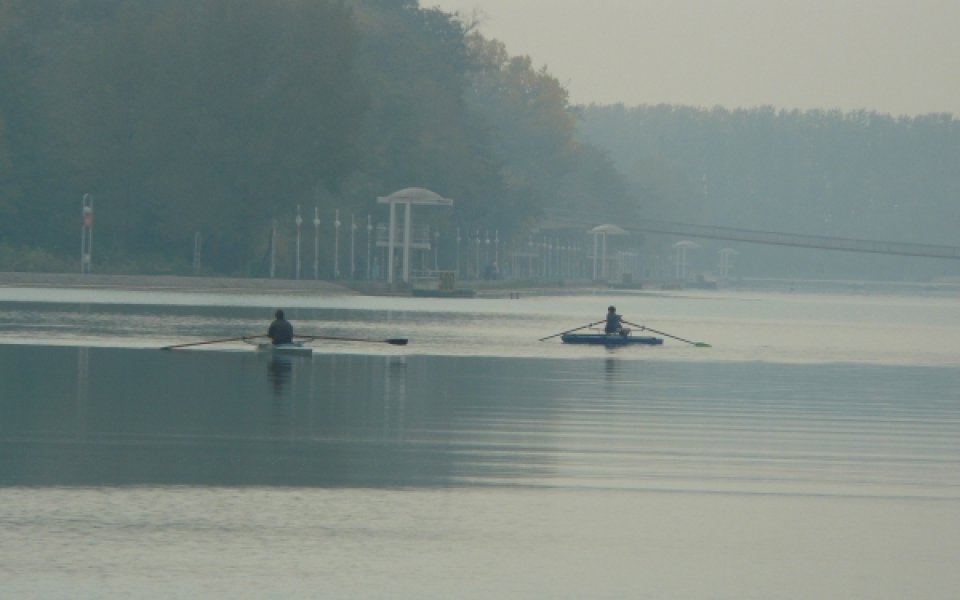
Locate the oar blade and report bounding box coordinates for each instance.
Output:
[694,342,712,348]
[386,338,409,345]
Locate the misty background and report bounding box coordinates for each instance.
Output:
[0,0,957,281]
[430,0,960,116]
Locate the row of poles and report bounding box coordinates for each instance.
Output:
[76,193,617,281]
[271,206,372,281]
[79,195,733,281]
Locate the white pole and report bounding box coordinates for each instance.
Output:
[475,230,480,279]
[553,238,558,277]
[81,194,94,274]
[87,200,94,274]
[350,214,357,280]
[334,209,341,280]
[456,228,461,279]
[681,248,686,281]
[402,202,412,283]
[601,233,607,280]
[313,206,320,280]
[80,201,85,273]
[366,215,373,280]
[484,231,490,272]
[558,241,564,279]
[592,233,598,280]
[387,202,396,284]
[528,236,534,279]
[295,205,302,280]
[270,219,276,279]
[543,237,548,278]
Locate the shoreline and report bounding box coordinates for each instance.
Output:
[0,271,360,296]
[0,271,654,299]
[6,271,950,300]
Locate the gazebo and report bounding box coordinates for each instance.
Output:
[588,224,628,280]
[719,248,738,280]
[377,188,453,285]
[673,240,700,281]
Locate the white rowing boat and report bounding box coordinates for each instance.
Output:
[256,341,312,356]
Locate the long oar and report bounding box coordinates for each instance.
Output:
[161,335,259,350]
[623,320,711,347]
[298,335,408,346]
[539,320,605,342]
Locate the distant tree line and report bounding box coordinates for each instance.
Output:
[578,105,960,279]
[0,0,628,275]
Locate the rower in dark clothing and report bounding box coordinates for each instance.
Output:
[267,309,294,345]
[604,305,630,336]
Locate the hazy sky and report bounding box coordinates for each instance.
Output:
[427,0,960,116]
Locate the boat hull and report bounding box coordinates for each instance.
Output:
[561,333,663,346]
[256,342,312,356]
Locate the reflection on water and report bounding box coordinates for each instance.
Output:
[603,355,618,384]
[75,346,89,440]
[1,344,959,500]
[3,343,960,600]
[266,355,294,395]
[383,356,408,444]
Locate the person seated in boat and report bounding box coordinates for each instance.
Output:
[268,309,294,345]
[604,306,630,336]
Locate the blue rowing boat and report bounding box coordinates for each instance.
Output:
[561,333,663,346]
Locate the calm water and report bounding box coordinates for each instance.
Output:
[1,286,959,598]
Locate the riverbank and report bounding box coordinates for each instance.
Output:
[0,271,360,296]
[0,271,624,298]
[0,272,669,298]
[7,271,953,300]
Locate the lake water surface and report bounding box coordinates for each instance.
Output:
[1,285,958,598]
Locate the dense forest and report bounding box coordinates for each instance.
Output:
[1,0,957,280]
[0,0,628,275]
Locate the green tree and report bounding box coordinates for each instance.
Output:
[32,0,366,272]
[0,111,20,223]
[465,36,576,211]
[345,1,505,243]
[0,0,35,241]
[464,35,634,234]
